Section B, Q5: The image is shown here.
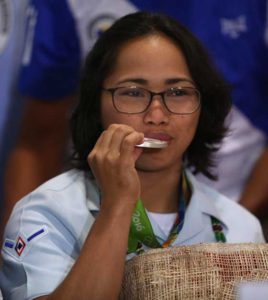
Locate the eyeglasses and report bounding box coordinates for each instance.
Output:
[102,86,201,114]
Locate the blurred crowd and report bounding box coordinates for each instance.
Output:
[1,0,267,237]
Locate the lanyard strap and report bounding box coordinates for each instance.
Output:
[128,199,161,252]
[128,196,187,253]
[128,173,187,253]
[211,216,226,243]
[128,172,226,254]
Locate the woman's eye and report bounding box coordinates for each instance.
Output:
[168,88,188,97]
[173,90,182,96]
[129,91,140,96]
[125,89,144,97]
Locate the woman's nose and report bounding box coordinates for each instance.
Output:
[143,96,170,125]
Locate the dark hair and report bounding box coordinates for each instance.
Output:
[70,11,231,179]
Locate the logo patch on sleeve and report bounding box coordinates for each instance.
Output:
[15,236,26,256]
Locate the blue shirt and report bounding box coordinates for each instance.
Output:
[19,0,268,134]
[18,0,137,100]
[14,0,268,200]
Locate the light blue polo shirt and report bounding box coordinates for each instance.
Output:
[0,169,264,299]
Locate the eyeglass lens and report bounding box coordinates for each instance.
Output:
[113,87,200,114]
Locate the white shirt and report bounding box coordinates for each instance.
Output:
[147,211,178,237]
[0,169,265,299]
[196,106,266,201]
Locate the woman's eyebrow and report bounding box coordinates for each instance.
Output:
[117,78,147,85]
[116,77,195,86]
[165,77,195,85]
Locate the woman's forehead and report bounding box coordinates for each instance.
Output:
[103,34,192,87]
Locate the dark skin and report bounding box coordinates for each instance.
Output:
[239,147,268,217]
[34,34,200,300]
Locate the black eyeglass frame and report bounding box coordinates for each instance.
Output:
[102,86,201,115]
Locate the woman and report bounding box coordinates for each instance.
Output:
[0,12,264,300]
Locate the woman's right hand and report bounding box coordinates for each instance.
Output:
[87,124,144,211]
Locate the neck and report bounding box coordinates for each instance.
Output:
[138,167,182,213]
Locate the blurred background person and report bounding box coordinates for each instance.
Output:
[3,0,268,236]
[0,0,29,231]
[3,0,137,227]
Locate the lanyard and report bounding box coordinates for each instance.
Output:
[211,216,226,243]
[127,172,226,254]
[128,173,187,253]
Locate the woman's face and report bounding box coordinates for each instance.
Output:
[101,34,200,172]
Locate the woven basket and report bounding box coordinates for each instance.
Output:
[120,243,268,300]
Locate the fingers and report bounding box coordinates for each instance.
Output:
[120,131,144,163]
[87,124,144,205]
[109,125,136,155]
[88,124,144,167]
[93,124,143,155]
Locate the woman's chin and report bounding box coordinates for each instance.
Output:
[135,157,182,173]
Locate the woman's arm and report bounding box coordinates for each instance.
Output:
[36,124,144,300]
[239,146,268,216]
[36,201,134,300]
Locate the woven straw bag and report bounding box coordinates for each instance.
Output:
[120,243,268,300]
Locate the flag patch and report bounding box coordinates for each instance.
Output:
[15,236,26,256]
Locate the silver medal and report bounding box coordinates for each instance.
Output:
[136,138,168,149]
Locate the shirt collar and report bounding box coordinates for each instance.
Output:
[83,169,229,235]
[186,170,229,230]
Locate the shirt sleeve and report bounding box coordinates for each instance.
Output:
[18,0,81,100]
[0,194,78,299]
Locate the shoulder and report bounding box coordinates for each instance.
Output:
[3,169,99,253]
[13,169,88,212]
[187,171,265,242]
[1,169,100,297]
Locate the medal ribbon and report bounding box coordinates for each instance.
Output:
[127,172,226,254]
[128,172,187,253]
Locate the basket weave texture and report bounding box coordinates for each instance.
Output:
[120,243,268,300]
